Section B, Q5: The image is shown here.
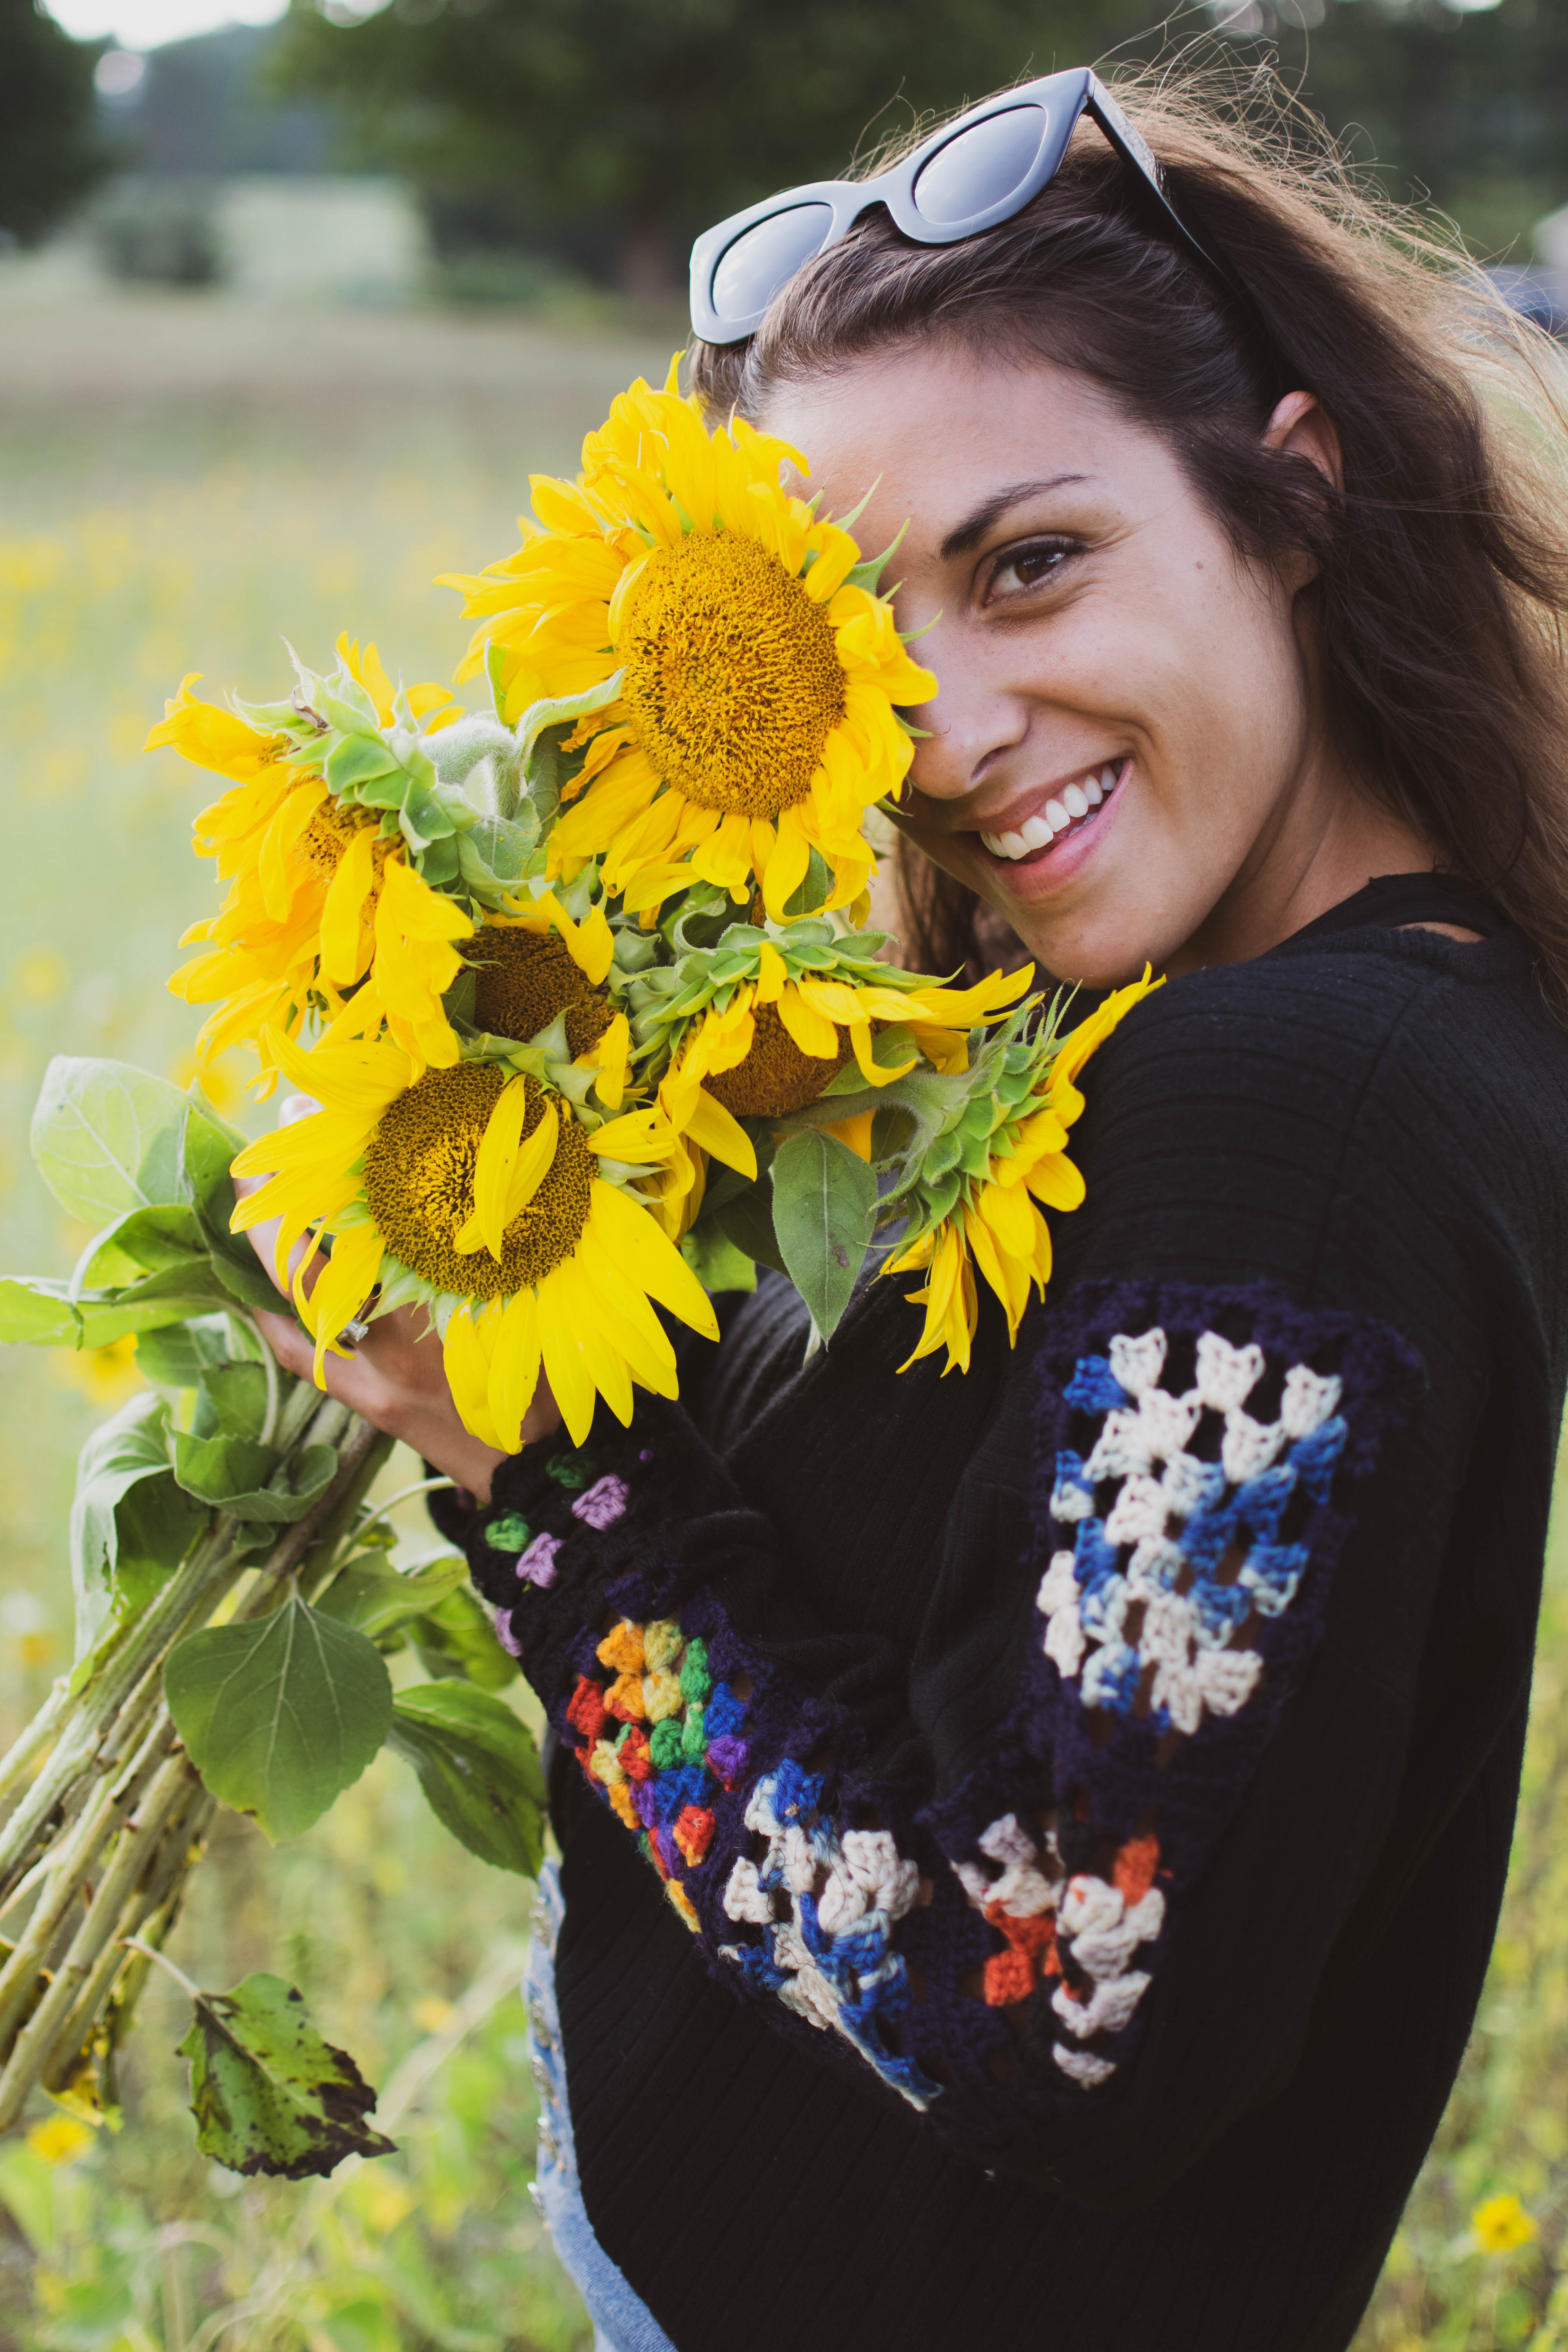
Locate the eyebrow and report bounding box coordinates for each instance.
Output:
[939,474,1092,561]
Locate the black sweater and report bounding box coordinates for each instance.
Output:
[436,876,1568,2352]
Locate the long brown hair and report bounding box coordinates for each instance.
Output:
[690,68,1568,1007]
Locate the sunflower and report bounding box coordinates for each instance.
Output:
[439,372,936,923]
[632,917,1031,1179]
[886,975,1161,1376]
[155,642,471,1093]
[230,1028,716,1449]
[459,896,631,1111]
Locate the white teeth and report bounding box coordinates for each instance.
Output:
[981,763,1121,858]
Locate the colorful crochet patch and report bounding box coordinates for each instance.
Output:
[1040,1326,1346,1738]
[563,1610,749,1934]
[953,1813,1165,2088]
[721,1760,938,2111]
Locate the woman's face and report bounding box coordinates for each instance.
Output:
[761,342,1403,983]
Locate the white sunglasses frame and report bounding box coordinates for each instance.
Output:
[688,68,1227,347]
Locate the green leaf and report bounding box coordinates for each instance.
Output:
[315,1554,468,1641]
[69,1392,205,1658]
[208,1246,290,1314]
[681,1220,757,1295]
[769,1129,877,1340]
[69,1203,205,1295]
[136,1314,234,1387]
[0,1274,218,1351]
[408,1584,519,1691]
[181,1096,248,1216]
[387,1684,546,1875]
[711,1177,789,1283]
[166,1594,394,1841]
[324,733,399,797]
[30,1057,197,1224]
[176,1971,396,2178]
[171,1431,336,1522]
[456,813,539,898]
[202,1362,270,1440]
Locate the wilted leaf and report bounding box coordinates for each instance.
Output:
[176,1972,396,2178]
[316,1554,468,1642]
[165,1593,393,1841]
[769,1129,877,1339]
[30,1058,194,1226]
[387,1683,546,1875]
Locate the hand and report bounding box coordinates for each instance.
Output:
[235,1096,562,1506]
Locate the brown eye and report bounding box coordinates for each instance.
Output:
[988,539,1076,600]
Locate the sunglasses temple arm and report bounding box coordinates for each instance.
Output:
[1083,78,1236,296]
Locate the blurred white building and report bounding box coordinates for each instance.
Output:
[213,175,428,305]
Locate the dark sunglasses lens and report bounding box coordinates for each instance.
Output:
[711,201,835,324]
[912,105,1048,228]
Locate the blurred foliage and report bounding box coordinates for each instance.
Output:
[0,0,110,249]
[275,0,1568,287]
[0,281,1564,2343]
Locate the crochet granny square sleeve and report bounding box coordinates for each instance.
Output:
[447,1260,1418,2180]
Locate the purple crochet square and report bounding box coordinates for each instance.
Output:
[492,1608,523,1658]
[516,1532,562,1589]
[571,1474,629,1530]
[705,1734,748,1782]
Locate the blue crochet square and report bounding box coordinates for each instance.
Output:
[1289,1416,1347,1501]
[704,1683,746,1740]
[1064,1356,1130,1414]
[1240,1541,1310,1615]
[1232,1466,1296,1543]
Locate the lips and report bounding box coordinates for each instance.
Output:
[978,761,1123,862]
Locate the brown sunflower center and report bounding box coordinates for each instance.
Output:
[465,926,612,1057]
[361,1061,593,1300]
[619,533,846,822]
[703,1001,853,1119]
[296,799,392,880]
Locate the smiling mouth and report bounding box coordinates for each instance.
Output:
[976,760,1125,862]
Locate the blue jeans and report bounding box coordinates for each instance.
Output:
[524,1862,679,2352]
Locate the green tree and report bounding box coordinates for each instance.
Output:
[278,0,1139,292]
[280,0,1568,292]
[0,0,108,247]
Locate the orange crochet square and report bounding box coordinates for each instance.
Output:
[982,1902,1059,2007]
[618,1725,654,1781]
[604,1671,647,1724]
[673,1805,715,1865]
[566,1676,610,1744]
[1112,1834,1161,1905]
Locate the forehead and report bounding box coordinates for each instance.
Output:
[753,344,1149,526]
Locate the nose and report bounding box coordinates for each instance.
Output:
[904,639,1031,806]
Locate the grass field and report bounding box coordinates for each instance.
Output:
[0,272,1564,2352]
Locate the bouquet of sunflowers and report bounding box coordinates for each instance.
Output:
[0,369,1149,2168]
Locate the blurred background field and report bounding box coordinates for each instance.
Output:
[0,277,682,2352]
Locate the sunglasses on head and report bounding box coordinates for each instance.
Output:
[689,68,1225,347]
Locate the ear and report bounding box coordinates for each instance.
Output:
[1263,390,1343,493]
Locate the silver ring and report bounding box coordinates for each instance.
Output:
[337,1318,372,1348]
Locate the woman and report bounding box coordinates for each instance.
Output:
[245,69,1568,2352]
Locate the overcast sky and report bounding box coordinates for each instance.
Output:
[45,0,291,48]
